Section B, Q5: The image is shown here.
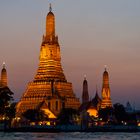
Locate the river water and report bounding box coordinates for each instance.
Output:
[0,132,140,140]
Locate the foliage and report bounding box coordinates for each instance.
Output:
[113,103,127,123]
[5,102,16,119]
[114,103,137,124]
[98,107,113,122]
[57,108,79,125]
[0,86,14,115]
[22,109,48,121]
[98,103,137,125]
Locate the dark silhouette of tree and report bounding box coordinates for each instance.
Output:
[125,113,137,125]
[114,103,137,125]
[113,103,127,123]
[22,109,48,121]
[98,107,113,122]
[57,108,79,125]
[5,102,16,119]
[0,87,14,115]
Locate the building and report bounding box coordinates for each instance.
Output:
[0,62,7,88]
[87,90,102,118]
[82,76,89,104]
[101,68,112,108]
[80,68,112,118]
[80,77,101,118]
[16,5,80,119]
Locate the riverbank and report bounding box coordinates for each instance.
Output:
[1,124,140,132]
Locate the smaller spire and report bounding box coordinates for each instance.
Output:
[49,3,52,12]
[3,62,5,69]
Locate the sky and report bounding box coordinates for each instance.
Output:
[0,0,140,108]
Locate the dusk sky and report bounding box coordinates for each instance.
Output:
[0,0,140,108]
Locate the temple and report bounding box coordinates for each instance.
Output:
[80,77,101,118]
[16,5,80,118]
[101,68,112,108]
[80,67,112,117]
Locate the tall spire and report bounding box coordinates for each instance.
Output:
[101,67,112,108]
[46,4,55,42]
[103,67,109,88]
[34,4,66,82]
[82,76,89,104]
[49,3,52,12]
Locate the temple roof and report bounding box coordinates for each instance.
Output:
[79,91,101,112]
[92,92,102,106]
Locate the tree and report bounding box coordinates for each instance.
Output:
[0,86,14,115]
[57,108,79,125]
[22,109,48,122]
[98,107,113,122]
[113,103,127,123]
[5,102,16,119]
[114,103,137,125]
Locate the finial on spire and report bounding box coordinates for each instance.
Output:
[3,62,5,68]
[104,65,107,71]
[96,85,98,91]
[95,85,98,94]
[84,74,86,80]
[49,3,52,12]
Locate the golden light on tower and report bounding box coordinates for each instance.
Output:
[16,5,80,118]
[101,67,112,108]
[46,4,55,42]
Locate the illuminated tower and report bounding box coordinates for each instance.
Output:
[82,76,89,104]
[1,62,7,87]
[16,5,80,118]
[101,67,112,108]
[35,4,66,82]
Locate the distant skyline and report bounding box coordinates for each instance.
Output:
[0,0,140,108]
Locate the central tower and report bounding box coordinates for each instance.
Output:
[35,5,66,82]
[16,5,80,118]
